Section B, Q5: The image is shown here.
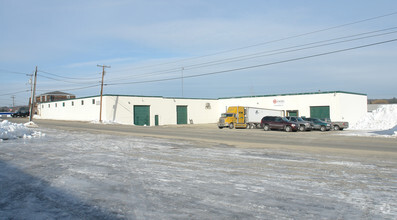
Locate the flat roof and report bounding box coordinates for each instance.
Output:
[37,91,367,104]
[218,91,367,99]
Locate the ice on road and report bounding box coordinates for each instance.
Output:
[1,128,396,219]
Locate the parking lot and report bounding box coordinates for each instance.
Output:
[1,118,396,219]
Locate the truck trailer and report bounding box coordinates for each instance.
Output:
[217,106,284,129]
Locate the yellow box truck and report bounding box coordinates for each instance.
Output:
[217,106,284,129]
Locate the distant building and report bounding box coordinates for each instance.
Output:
[29,91,76,115]
[36,91,76,103]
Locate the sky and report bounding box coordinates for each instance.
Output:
[0,0,397,107]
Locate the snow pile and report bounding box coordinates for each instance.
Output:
[351,105,397,130]
[0,120,43,140]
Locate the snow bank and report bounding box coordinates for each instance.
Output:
[351,104,397,130]
[342,104,397,138]
[0,120,43,140]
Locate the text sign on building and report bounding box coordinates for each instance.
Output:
[273,99,285,106]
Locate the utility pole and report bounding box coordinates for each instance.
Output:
[181,67,184,97]
[97,64,110,123]
[29,66,38,122]
[11,95,15,109]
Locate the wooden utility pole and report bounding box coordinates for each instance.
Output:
[29,66,37,122]
[97,64,110,123]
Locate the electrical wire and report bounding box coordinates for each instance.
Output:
[39,74,100,85]
[108,11,397,73]
[106,38,397,86]
[105,27,397,83]
[38,70,101,80]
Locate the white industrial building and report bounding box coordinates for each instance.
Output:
[36,91,367,126]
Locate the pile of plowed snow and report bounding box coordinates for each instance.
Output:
[0,120,42,140]
[351,104,397,130]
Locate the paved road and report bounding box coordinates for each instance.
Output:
[8,118,397,156]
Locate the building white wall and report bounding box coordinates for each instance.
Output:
[38,97,101,121]
[218,92,367,125]
[38,95,219,126]
[37,91,367,126]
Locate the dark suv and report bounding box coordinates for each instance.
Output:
[12,107,30,118]
[261,116,298,132]
[286,116,313,131]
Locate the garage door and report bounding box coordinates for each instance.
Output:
[176,106,188,124]
[310,106,330,120]
[134,105,150,126]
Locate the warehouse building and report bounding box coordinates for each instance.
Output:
[36,91,367,126]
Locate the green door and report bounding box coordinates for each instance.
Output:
[155,115,159,126]
[287,110,298,116]
[310,106,330,120]
[176,106,188,124]
[134,105,150,126]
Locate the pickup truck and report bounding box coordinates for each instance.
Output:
[323,119,349,130]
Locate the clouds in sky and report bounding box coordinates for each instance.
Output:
[0,0,397,106]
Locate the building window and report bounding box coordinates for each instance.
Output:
[48,104,50,108]
[63,102,65,107]
[55,103,57,107]
[72,101,74,106]
[92,99,95,104]
[81,100,84,105]
[42,104,44,108]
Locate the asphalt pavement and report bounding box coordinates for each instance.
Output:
[8,117,397,156]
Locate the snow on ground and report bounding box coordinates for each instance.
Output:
[344,104,397,138]
[0,120,43,140]
[1,126,396,219]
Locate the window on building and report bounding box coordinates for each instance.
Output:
[92,99,95,104]
[55,103,57,107]
[42,104,44,108]
[48,104,50,108]
[72,101,74,106]
[63,102,65,107]
[81,100,84,105]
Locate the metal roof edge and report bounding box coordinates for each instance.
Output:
[218,91,367,99]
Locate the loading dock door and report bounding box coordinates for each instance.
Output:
[310,106,330,120]
[176,106,188,124]
[134,105,150,126]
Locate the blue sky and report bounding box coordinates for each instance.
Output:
[1,0,396,107]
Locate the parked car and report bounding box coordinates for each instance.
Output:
[304,118,331,131]
[322,118,349,130]
[11,107,30,118]
[286,116,313,131]
[261,116,299,132]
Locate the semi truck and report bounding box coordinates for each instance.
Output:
[217,106,284,129]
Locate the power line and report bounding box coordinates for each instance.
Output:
[0,90,30,96]
[38,70,101,80]
[108,11,397,73]
[105,27,397,83]
[106,38,397,86]
[38,74,100,85]
[0,68,28,75]
[36,84,100,92]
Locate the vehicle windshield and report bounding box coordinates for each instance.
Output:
[221,113,234,117]
[297,117,305,121]
[281,117,289,122]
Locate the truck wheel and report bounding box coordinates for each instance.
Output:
[299,126,305,132]
[218,126,223,129]
[229,123,234,129]
[285,126,292,132]
[247,124,252,129]
[333,125,340,131]
[320,126,326,132]
[263,125,270,131]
